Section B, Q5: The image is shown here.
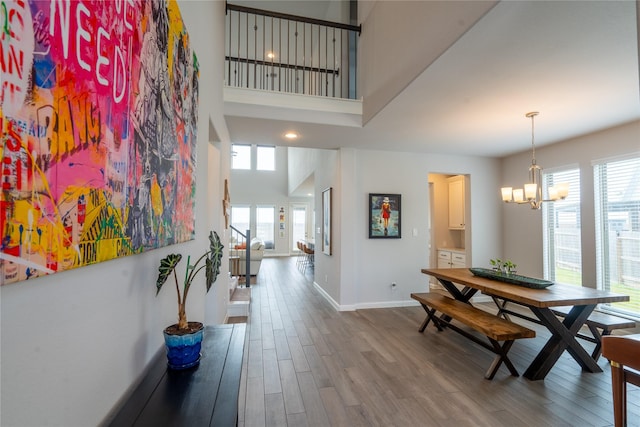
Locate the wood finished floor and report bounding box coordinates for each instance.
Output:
[237,257,639,427]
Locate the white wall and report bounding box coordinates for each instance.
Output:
[0,2,230,426]
[288,146,317,194]
[312,147,502,309]
[502,119,640,283]
[308,149,341,303]
[358,0,497,123]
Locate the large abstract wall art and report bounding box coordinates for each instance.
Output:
[0,0,200,284]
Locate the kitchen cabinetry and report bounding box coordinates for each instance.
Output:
[448,175,465,230]
[437,249,466,269]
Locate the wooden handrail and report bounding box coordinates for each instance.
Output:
[226,3,361,34]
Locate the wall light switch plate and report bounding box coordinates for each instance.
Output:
[412,228,418,237]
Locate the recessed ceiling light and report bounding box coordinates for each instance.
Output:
[284,132,298,139]
[266,52,275,59]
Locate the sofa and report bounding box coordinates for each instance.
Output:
[230,237,265,276]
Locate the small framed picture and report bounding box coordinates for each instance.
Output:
[368,194,401,238]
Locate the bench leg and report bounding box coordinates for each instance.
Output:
[485,339,519,380]
[418,304,443,332]
[589,325,607,362]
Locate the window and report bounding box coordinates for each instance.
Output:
[291,205,307,252]
[256,206,275,249]
[230,206,250,236]
[257,146,275,171]
[594,155,640,316]
[543,168,581,285]
[232,144,251,170]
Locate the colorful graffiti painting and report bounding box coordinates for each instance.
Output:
[0,0,199,284]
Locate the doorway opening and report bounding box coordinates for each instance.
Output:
[427,173,471,286]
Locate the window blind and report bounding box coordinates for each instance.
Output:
[594,155,640,316]
[542,168,581,285]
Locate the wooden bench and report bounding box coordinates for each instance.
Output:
[411,292,535,380]
[105,324,246,426]
[551,306,636,362]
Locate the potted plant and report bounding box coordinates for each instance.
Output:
[156,230,224,369]
[490,258,517,275]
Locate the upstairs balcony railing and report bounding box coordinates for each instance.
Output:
[225,3,361,99]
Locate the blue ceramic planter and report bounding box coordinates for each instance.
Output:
[163,322,204,370]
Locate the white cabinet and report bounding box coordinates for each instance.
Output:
[437,250,452,268]
[448,175,465,230]
[437,249,466,269]
[451,252,466,268]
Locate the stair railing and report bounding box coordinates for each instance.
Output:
[225,3,361,99]
[229,226,251,287]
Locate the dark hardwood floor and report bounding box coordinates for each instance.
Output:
[237,257,639,426]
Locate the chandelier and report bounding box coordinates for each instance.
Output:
[500,112,569,210]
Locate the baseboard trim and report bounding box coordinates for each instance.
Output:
[355,300,421,309]
[312,281,353,311]
[312,281,422,311]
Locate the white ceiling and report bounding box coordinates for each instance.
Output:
[225,1,640,159]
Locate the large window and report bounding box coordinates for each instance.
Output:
[257,146,275,171]
[594,155,640,316]
[543,168,581,285]
[232,144,251,170]
[230,206,250,235]
[256,206,275,249]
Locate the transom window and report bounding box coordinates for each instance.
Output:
[257,146,275,171]
[232,144,251,170]
[232,144,276,170]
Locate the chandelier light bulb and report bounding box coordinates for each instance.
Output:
[556,182,570,199]
[513,189,524,203]
[501,187,513,202]
[525,183,537,200]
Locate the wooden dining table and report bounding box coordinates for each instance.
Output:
[421,268,630,381]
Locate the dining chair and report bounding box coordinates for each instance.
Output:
[296,241,304,268]
[302,244,314,273]
[602,334,640,427]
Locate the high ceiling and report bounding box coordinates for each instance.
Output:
[225,1,639,158]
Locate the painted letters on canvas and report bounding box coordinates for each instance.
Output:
[0,0,199,284]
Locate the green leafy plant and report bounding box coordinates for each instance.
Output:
[490,258,517,274]
[503,260,517,274]
[156,231,224,331]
